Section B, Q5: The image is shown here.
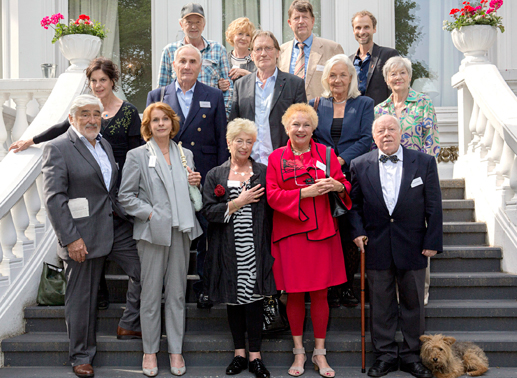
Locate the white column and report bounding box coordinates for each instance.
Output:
[260,0,283,42]
[10,92,31,142]
[24,181,44,244]
[0,212,22,281]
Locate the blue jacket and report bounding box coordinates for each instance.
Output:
[147,80,229,183]
[310,95,374,173]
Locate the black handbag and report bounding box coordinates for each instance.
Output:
[326,146,348,218]
[37,262,66,306]
[262,295,289,334]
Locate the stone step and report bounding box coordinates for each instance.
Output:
[1,366,516,378]
[430,272,517,300]
[432,246,502,273]
[24,299,517,335]
[3,331,517,367]
[442,199,475,222]
[440,179,465,200]
[443,221,487,245]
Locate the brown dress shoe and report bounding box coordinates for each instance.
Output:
[73,363,94,377]
[117,325,142,340]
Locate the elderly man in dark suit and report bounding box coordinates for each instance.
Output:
[348,114,441,378]
[349,10,399,106]
[41,95,141,378]
[229,30,307,165]
[147,43,229,309]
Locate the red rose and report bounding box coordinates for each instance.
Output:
[214,184,225,197]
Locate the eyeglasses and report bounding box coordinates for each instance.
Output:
[233,139,254,147]
[253,46,275,54]
[78,113,102,120]
[183,20,203,27]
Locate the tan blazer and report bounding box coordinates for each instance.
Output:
[278,36,344,100]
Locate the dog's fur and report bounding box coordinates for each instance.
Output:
[420,334,489,378]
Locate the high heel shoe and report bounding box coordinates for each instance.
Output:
[170,354,186,376]
[142,354,158,377]
[288,347,307,377]
[311,349,335,378]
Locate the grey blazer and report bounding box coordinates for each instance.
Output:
[118,143,197,247]
[229,69,307,150]
[41,127,125,260]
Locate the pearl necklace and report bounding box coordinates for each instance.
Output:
[333,98,347,104]
[291,144,311,156]
[232,164,253,176]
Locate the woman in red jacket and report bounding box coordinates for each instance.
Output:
[266,103,352,377]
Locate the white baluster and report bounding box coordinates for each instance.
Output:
[474,111,488,156]
[10,93,32,142]
[33,92,50,111]
[0,93,9,160]
[24,181,45,244]
[0,212,23,279]
[468,103,480,152]
[480,121,495,161]
[495,142,515,187]
[488,130,504,173]
[12,197,31,243]
[36,175,47,224]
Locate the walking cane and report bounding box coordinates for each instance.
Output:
[360,238,367,373]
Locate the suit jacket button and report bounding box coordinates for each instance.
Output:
[202,114,206,118]
[191,141,195,146]
[197,128,201,132]
[390,218,394,222]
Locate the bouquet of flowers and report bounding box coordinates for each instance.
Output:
[443,0,505,33]
[41,13,107,43]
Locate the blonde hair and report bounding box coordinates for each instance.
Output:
[383,56,413,87]
[225,17,256,46]
[141,102,180,141]
[321,54,361,99]
[226,118,258,142]
[281,103,318,134]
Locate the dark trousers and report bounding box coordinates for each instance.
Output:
[338,215,360,291]
[193,212,208,296]
[367,266,426,364]
[63,216,141,365]
[227,300,263,352]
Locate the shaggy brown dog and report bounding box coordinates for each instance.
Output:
[420,334,489,378]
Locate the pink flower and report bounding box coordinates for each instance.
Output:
[40,16,50,28]
[486,7,494,13]
[489,0,503,10]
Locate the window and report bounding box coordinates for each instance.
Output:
[222,0,260,52]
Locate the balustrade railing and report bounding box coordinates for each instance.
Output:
[453,63,517,274]
[0,79,57,160]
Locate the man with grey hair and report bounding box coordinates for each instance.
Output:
[42,94,141,378]
[157,2,232,117]
[350,10,399,106]
[348,114,441,378]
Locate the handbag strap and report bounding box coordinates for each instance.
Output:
[312,96,320,111]
[326,146,331,179]
[160,86,165,102]
[176,142,189,177]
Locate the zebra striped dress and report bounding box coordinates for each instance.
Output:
[225,180,263,305]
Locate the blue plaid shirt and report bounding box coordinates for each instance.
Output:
[158,37,233,118]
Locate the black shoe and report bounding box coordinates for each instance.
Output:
[197,293,213,309]
[367,359,398,377]
[340,287,359,307]
[327,287,341,308]
[400,362,432,378]
[249,358,270,378]
[226,356,248,375]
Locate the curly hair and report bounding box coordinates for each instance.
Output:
[85,57,120,92]
[225,17,256,46]
[141,102,181,142]
[281,103,318,135]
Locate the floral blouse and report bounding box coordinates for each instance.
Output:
[374,88,440,157]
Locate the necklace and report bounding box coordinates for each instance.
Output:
[231,163,253,176]
[333,98,347,104]
[291,144,311,156]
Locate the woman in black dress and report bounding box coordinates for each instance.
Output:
[202,118,276,378]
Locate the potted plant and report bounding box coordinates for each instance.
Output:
[41,13,107,72]
[443,1,504,70]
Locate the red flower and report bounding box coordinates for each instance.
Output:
[450,8,460,14]
[214,184,225,197]
[78,14,90,20]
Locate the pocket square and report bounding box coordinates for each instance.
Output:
[411,177,423,188]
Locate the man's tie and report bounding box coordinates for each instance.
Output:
[379,154,399,163]
[294,42,305,80]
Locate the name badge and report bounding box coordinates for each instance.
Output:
[228,180,241,187]
[316,160,326,172]
[316,65,325,72]
[232,65,240,69]
[68,198,89,219]
[200,101,211,108]
[203,59,215,66]
[149,156,157,168]
[411,177,423,188]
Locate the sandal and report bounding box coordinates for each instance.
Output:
[312,349,335,377]
[288,347,307,377]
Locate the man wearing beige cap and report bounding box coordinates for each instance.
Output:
[158,3,233,117]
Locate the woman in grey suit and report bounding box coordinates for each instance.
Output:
[119,102,203,377]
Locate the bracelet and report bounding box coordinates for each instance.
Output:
[338,183,345,193]
[231,199,240,210]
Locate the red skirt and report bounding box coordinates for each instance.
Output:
[272,232,347,293]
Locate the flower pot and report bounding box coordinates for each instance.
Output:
[451,25,497,71]
[58,34,102,72]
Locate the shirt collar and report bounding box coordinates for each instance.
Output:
[175,80,196,94]
[294,33,313,48]
[406,88,418,102]
[181,36,208,51]
[255,67,279,84]
[354,45,372,60]
[71,125,102,142]
[378,144,403,161]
